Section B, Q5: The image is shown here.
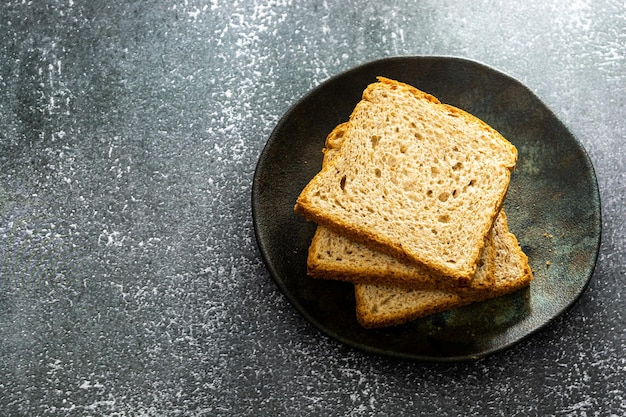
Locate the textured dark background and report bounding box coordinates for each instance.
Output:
[0,1,624,415]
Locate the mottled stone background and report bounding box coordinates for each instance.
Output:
[0,0,624,415]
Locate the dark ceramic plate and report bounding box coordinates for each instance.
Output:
[252,57,601,361]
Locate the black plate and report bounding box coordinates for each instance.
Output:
[252,56,601,361]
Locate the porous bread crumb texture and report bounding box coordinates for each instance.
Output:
[295,77,517,280]
[310,121,497,291]
[307,220,495,291]
[355,286,463,329]
[355,211,533,328]
[355,285,462,328]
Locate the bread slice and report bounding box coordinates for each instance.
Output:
[354,211,533,328]
[308,224,495,290]
[295,77,517,282]
[308,123,496,291]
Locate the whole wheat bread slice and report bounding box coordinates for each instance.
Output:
[308,224,495,290]
[308,123,496,291]
[295,77,517,282]
[354,211,533,328]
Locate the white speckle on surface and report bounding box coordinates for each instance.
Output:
[79,380,104,390]
[98,229,127,247]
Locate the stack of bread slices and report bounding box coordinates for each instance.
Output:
[294,77,532,328]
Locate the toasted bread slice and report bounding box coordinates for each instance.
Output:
[354,212,533,328]
[295,77,517,282]
[308,123,496,290]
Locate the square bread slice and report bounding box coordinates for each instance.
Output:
[355,211,533,328]
[295,77,517,282]
[307,123,496,291]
